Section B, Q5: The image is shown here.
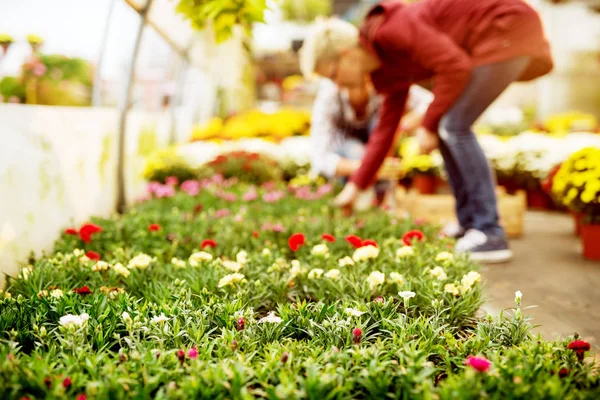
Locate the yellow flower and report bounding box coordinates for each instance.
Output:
[127,254,153,270]
[435,252,454,263]
[367,271,385,290]
[396,246,414,260]
[581,190,596,204]
[170,258,187,269]
[236,251,249,265]
[324,269,341,280]
[308,268,324,279]
[338,256,355,267]
[429,266,447,281]
[222,260,243,272]
[352,245,380,262]
[218,273,246,288]
[389,272,405,285]
[311,244,329,257]
[444,283,460,296]
[92,261,111,272]
[113,263,131,277]
[189,251,213,267]
[460,271,481,293]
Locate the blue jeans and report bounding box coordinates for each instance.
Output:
[438,56,530,237]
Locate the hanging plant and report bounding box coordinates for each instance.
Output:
[0,33,14,53]
[175,0,269,43]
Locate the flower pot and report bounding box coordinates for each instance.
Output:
[413,175,437,195]
[581,223,600,261]
[572,212,584,236]
[526,189,552,210]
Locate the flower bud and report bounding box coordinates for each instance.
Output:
[352,328,362,345]
[281,352,289,364]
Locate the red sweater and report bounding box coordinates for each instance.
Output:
[351,0,553,189]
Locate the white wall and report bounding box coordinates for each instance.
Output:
[0,104,172,284]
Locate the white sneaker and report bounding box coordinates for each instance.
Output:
[456,229,513,263]
[440,222,466,239]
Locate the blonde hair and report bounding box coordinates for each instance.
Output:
[299,18,359,79]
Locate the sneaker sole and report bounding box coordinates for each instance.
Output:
[468,249,513,264]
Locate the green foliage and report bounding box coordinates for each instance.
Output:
[175,0,269,43]
[38,54,92,85]
[280,0,331,22]
[0,180,598,398]
[0,76,25,102]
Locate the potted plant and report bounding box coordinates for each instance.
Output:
[552,147,600,260]
[0,33,13,54]
[402,154,440,195]
[26,34,44,53]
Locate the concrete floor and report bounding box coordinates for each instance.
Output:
[482,211,600,345]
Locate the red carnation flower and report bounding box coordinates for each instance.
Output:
[402,230,425,246]
[201,239,217,249]
[73,286,92,296]
[252,231,259,238]
[288,233,305,252]
[465,356,491,373]
[76,395,87,400]
[352,328,362,344]
[64,228,78,236]
[148,223,161,232]
[63,377,72,389]
[79,224,102,243]
[568,339,591,362]
[86,251,100,261]
[177,349,186,365]
[78,223,102,244]
[237,317,245,331]
[361,239,378,248]
[345,235,363,249]
[321,233,336,243]
[558,368,571,378]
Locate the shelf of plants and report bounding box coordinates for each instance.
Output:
[0,175,597,399]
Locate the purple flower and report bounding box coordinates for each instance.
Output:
[180,180,201,196]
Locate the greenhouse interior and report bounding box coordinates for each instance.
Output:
[1,0,600,398]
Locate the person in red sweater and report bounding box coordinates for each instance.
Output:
[301,0,552,262]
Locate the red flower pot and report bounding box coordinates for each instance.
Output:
[581,223,600,261]
[572,212,584,236]
[527,189,552,210]
[413,175,437,195]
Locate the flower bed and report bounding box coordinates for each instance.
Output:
[1,178,596,398]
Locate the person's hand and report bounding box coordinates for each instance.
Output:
[333,182,359,208]
[399,112,423,136]
[416,127,439,154]
[378,158,403,180]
